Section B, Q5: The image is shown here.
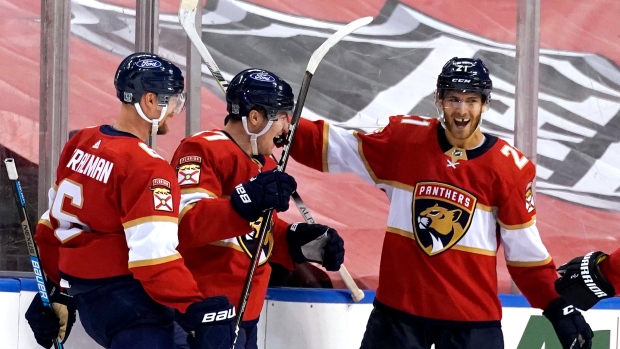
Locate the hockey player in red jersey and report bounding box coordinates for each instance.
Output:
[171,68,346,349]
[555,249,619,310]
[289,57,593,349]
[25,52,235,349]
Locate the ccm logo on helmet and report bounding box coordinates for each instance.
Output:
[136,59,162,68]
[451,78,471,83]
[202,308,236,323]
[250,72,275,82]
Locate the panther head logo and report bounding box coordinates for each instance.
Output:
[416,204,465,255]
[412,182,477,256]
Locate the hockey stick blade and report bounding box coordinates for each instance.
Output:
[179,0,229,91]
[306,16,372,75]
[5,158,64,349]
[291,193,364,302]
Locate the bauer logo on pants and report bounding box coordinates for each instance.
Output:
[413,182,477,256]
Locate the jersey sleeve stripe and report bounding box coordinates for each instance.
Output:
[497,216,536,230]
[38,217,53,229]
[501,224,551,263]
[128,253,182,268]
[506,256,553,267]
[123,216,178,229]
[322,121,329,172]
[180,187,217,197]
[125,221,181,263]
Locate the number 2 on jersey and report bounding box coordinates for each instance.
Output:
[500,144,529,169]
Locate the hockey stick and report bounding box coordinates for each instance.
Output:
[178,0,365,302]
[289,194,365,301]
[4,158,64,349]
[233,16,373,341]
[179,0,229,91]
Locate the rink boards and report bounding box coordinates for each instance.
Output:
[2,278,620,349]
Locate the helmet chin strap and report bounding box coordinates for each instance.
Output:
[134,102,168,150]
[241,117,274,156]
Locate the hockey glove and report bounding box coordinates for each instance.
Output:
[25,282,76,348]
[555,251,615,310]
[543,297,593,349]
[287,222,345,272]
[230,170,297,222]
[185,296,236,349]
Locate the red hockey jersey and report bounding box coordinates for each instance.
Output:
[600,248,620,293]
[290,116,560,323]
[172,130,294,322]
[36,125,203,313]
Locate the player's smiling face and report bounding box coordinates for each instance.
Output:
[440,91,485,148]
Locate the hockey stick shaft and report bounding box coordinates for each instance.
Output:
[290,193,364,302]
[233,17,373,339]
[4,158,64,349]
[179,1,366,302]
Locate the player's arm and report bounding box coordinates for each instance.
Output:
[172,139,259,245]
[289,117,395,185]
[121,158,203,313]
[499,162,558,309]
[599,248,620,292]
[500,160,593,347]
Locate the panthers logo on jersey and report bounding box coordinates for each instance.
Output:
[237,217,274,266]
[412,182,477,256]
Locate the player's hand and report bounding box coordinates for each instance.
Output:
[184,296,235,349]
[287,222,345,271]
[230,170,297,221]
[555,251,615,310]
[25,283,76,348]
[543,298,593,349]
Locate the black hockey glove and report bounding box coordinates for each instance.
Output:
[287,222,345,272]
[555,251,615,310]
[230,170,297,222]
[543,298,593,349]
[185,296,236,349]
[25,282,76,348]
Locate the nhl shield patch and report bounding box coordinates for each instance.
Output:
[177,155,202,186]
[412,182,477,256]
[150,178,173,212]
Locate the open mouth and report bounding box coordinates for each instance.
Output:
[454,118,470,128]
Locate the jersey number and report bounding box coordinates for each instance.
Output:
[500,144,529,170]
[50,179,90,241]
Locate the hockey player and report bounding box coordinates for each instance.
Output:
[555,249,618,310]
[288,57,593,349]
[171,68,346,349]
[25,52,235,349]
